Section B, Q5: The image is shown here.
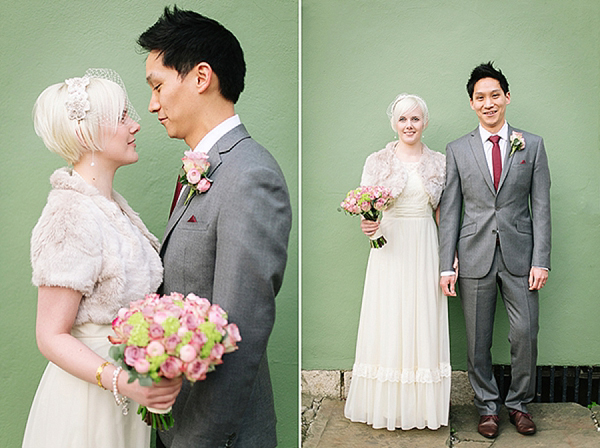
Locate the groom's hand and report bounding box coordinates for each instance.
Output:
[440,274,457,297]
[529,267,548,290]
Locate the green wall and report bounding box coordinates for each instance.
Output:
[302,0,600,372]
[0,1,298,446]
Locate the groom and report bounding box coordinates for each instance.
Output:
[138,7,292,448]
[439,62,551,438]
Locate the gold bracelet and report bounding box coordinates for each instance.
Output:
[96,361,111,390]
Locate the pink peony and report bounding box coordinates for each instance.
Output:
[142,305,156,319]
[209,343,225,363]
[147,340,165,357]
[185,359,209,381]
[223,323,242,353]
[153,311,169,325]
[148,322,164,339]
[360,201,371,212]
[208,305,227,327]
[124,346,146,366]
[179,344,197,363]
[160,356,183,379]
[189,332,207,352]
[164,334,181,354]
[134,358,150,374]
[181,313,199,330]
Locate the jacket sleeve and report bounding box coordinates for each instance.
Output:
[438,144,462,272]
[529,137,552,269]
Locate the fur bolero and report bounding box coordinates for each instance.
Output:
[31,167,163,326]
[360,142,446,209]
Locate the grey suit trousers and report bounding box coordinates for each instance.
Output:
[459,245,539,415]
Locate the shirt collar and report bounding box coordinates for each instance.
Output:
[192,114,241,153]
[479,121,509,144]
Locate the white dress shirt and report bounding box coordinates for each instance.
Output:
[192,114,241,153]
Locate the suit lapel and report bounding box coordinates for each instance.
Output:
[160,124,252,251]
[467,128,495,194]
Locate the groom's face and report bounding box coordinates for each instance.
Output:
[145,51,199,144]
[470,77,511,133]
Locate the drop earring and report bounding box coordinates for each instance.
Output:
[91,149,96,181]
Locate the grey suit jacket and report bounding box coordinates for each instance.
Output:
[158,124,292,448]
[439,125,551,278]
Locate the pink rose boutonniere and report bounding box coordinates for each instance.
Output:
[509,131,526,157]
[180,151,212,205]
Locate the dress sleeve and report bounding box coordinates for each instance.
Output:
[31,191,102,295]
[428,152,446,209]
[360,153,379,186]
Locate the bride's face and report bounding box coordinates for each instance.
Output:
[395,106,424,146]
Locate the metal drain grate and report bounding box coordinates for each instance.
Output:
[493,365,600,406]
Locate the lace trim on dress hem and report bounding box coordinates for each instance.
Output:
[352,363,451,384]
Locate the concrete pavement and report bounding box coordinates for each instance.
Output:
[302,397,600,447]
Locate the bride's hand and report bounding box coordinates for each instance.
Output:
[119,374,183,410]
[360,218,379,237]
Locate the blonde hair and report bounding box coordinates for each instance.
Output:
[33,78,126,164]
[387,93,429,132]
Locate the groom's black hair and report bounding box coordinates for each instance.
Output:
[137,5,246,104]
[466,62,509,99]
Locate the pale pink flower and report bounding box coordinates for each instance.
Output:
[185,359,209,381]
[153,311,169,325]
[160,356,183,379]
[223,323,242,353]
[360,201,371,212]
[164,334,181,354]
[147,340,165,357]
[166,292,184,301]
[142,305,156,319]
[181,313,200,330]
[182,157,195,172]
[134,358,150,374]
[186,169,202,185]
[210,343,225,363]
[189,332,207,352]
[179,344,197,363]
[148,322,164,339]
[124,346,146,366]
[208,307,227,328]
[197,178,211,193]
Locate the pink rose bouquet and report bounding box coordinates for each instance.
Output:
[109,292,241,430]
[340,186,394,248]
[180,151,212,205]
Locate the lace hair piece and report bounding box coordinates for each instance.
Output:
[65,77,91,121]
[84,68,141,123]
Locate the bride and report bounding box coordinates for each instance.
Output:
[344,93,451,430]
[22,70,181,447]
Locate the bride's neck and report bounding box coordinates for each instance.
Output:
[394,141,423,162]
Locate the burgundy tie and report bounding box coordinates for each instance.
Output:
[169,174,182,217]
[489,135,502,190]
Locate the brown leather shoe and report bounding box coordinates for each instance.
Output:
[509,410,536,435]
[478,414,499,438]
